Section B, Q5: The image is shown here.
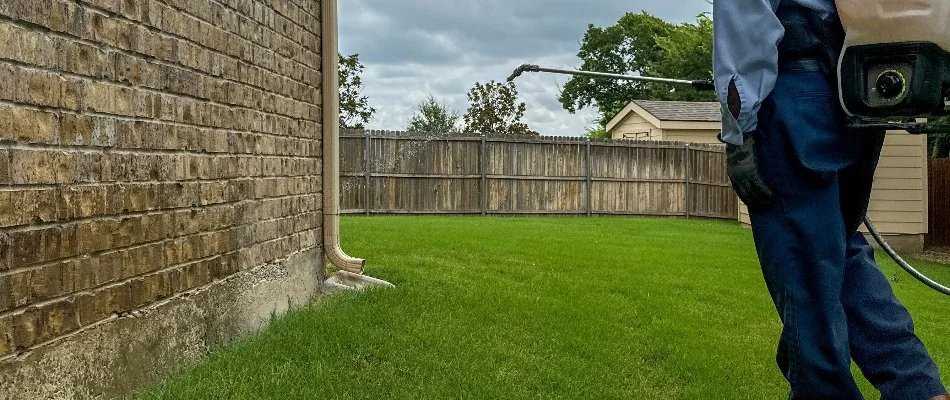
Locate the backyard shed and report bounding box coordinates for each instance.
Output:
[607,101,930,252]
[606,100,722,143]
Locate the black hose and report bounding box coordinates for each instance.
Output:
[864,217,950,296]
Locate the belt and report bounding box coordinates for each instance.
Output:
[779,58,824,73]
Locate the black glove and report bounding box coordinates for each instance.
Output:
[726,133,773,210]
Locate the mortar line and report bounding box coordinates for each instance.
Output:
[0,15,319,113]
[0,177,323,191]
[0,94,321,146]
[70,0,321,85]
[157,0,321,55]
[0,228,320,321]
[0,215,321,288]
[0,191,320,236]
[0,136,322,159]
[0,242,320,362]
[0,55,316,124]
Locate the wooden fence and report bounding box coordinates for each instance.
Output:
[927,158,950,247]
[339,130,739,219]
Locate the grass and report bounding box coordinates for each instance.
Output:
[139,216,950,399]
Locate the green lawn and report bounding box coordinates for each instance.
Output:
[139,217,950,399]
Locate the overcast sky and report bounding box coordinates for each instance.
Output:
[338,1,713,137]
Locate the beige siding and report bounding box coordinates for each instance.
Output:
[864,132,928,234]
[611,114,659,140]
[661,129,722,144]
[738,131,928,236]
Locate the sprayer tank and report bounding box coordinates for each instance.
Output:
[837,0,950,51]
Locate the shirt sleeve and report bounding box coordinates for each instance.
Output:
[713,0,785,145]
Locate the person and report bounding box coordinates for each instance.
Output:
[712,1,949,399]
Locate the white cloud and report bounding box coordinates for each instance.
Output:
[339,0,712,136]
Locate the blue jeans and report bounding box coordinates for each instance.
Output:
[747,70,946,399]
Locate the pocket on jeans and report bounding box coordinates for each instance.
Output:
[784,93,858,174]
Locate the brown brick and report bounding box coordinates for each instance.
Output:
[0,23,20,62]
[26,70,63,107]
[11,149,80,185]
[0,64,17,103]
[47,0,69,33]
[9,150,54,185]
[82,81,112,114]
[115,54,142,86]
[0,0,325,343]
[9,300,78,349]
[0,274,11,312]
[59,114,94,146]
[119,0,142,21]
[128,277,147,308]
[74,219,116,255]
[0,314,12,356]
[18,0,53,27]
[7,225,74,269]
[58,185,105,220]
[65,255,97,292]
[57,2,87,38]
[92,117,118,147]
[60,78,84,111]
[41,299,79,340]
[0,107,59,145]
[59,41,110,78]
[11,308,39,350]
[28,262,66,303]
[0,188,58,227]
[74,152,103,183]
[89,11,118,46]
[8,270,30,309]
[16,26,56,69]
[105,282,133,314]
[86,0,120,13]
[95,249,123,285]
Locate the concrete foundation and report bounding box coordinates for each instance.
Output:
[863,233,925,254]
[0,248,324,400]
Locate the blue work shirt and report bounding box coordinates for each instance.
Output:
[712,0,838,145]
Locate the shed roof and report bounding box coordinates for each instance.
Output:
[631,100,721,122]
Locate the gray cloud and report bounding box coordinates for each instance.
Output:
[339,0,712,136]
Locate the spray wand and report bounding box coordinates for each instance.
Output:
[508,63,950,296]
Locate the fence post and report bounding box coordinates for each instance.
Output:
[480,136,488,215]
[364,131,372,216]
[684,143,691,219]
[586,139,593,216]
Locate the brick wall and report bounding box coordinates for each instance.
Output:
[0,0,323,358]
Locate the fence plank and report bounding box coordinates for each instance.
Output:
[339,131,737,219]
[927,159,950,246]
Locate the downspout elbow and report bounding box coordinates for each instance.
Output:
[322,0,365,274]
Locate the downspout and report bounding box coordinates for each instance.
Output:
[322,0,365,274]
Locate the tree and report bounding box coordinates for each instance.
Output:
[339,53,376,129]
[928,117,950,158]
[463,80,537,135]
[559,12,716,126]
[406,94,461,134]
[584,125,611,140]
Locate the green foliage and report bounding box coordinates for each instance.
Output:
[559,12,717,126]
[138,217,950,399]
[339,53,376,129]
[406,94,461,134]
[928,116,950,158]
[584,125,611,140]
[463,80,537,135]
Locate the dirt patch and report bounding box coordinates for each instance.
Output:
[916,247,950,265]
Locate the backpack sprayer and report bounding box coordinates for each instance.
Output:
[507,1,950,295]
